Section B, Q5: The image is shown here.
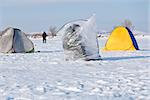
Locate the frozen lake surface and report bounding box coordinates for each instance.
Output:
[0,35,150,100]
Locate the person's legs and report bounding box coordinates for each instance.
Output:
[44,39,46,43]
[43,37,46,43]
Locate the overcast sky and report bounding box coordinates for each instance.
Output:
[0,0,149,33]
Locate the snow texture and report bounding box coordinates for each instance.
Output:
[0,35,150,100]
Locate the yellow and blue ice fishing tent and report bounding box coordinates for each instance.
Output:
[103,26,139,51]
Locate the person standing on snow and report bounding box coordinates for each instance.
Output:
[42,32,47,43]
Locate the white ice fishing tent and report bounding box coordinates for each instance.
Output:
[58,15,100,60]
[0,27,34,53]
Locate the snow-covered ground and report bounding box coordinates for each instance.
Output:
[0,35,150,100]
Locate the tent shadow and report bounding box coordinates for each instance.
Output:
[35,50,63,53]
[102,56,150,61]
[139,49,150,51]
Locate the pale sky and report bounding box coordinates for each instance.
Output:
[0,0,149,33]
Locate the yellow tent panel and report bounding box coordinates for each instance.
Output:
[103,26,138,51]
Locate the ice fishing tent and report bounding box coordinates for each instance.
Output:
[58,15,100,60]
[103,26,139,51]
[0,27,34,53]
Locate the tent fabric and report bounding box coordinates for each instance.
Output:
[126,27,139,50]
[0,28,14,53]
[103,26,139,51]
[0,27,34,53]
[58,15,100,60]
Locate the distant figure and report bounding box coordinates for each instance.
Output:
[42,32,47,43]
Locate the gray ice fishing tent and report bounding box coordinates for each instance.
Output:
[0,27,34,53]
[58,15,101,60]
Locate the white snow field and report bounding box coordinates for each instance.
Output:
[0,35,150,100]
